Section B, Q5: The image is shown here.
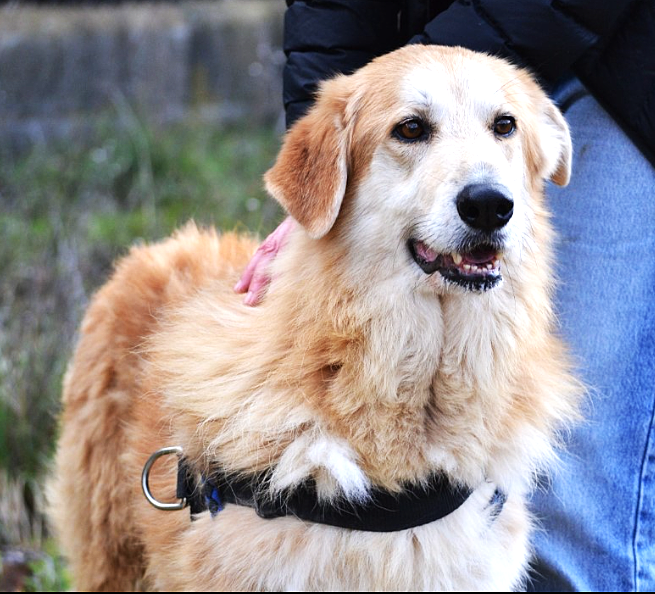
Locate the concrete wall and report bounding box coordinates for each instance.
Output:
[0,1,285,147]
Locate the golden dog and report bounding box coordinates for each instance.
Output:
[49,46,580,591]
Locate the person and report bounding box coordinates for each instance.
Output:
[235,1,655,590]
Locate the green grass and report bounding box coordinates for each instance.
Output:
[0,114,283,587]
[22,540,71,592]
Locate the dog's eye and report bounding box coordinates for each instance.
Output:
[393,119,428,142]
[493,116,516,137]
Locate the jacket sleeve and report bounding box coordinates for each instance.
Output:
[410,0,636,88]
[284,0,402,127]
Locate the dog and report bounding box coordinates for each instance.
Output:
[48,45,580,591]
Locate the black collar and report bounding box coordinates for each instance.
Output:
[176,459,506,532]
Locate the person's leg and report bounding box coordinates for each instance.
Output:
[528,78,655,592]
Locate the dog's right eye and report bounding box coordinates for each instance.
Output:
[393,119,428,142]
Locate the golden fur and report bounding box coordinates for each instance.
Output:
[48,46,580,591]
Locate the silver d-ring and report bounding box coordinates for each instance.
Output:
[141,446,187,511]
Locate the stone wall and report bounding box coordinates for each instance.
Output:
[0,1,285,147]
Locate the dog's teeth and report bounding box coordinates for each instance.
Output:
[493,259,500,268]
[452,252,462,265]
[486,263,493,270]
[463,264,471,271]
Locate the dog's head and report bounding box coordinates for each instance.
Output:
[265,46,571,294]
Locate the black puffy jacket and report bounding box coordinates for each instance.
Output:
[283,0,655,167]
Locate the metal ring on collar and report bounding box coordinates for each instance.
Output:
[141,446,187,511]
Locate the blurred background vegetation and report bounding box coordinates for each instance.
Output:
[0,1,284,589]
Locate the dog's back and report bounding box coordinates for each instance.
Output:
[48,227,258,590]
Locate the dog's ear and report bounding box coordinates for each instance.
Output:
[539,100,572,186]
[265,78,351,239]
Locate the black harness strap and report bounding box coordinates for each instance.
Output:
[177,460,506,532]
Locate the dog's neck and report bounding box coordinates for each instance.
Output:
[259,228,452,487]
[256,225,574,491]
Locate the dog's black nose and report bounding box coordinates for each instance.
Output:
[456,184,513,232]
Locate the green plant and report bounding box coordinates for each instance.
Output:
[23,540,71,592]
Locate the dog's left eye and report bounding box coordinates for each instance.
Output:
[393,119,428,142]
[493,116,516,137]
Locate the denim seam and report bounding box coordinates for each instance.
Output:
[557,88,590,114]
[633,386,655,591]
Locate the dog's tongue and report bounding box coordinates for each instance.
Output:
[415,241,438,263]
[463,247,497,265]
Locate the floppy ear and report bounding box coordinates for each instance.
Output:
[264,81,349,239]
[539,100,572,186]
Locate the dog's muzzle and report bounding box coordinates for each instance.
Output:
[409,239,503,291]
[408,183,513,291]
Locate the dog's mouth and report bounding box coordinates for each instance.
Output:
[409,239,502,291]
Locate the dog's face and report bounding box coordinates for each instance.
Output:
[266,46,571,294]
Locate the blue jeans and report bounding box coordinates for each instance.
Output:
[528,78,655,591]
